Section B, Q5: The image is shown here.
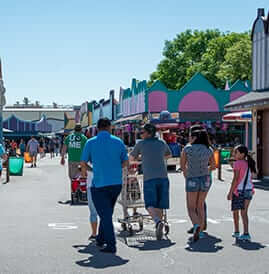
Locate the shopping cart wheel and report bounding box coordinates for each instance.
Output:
[138,217,143,231]
[127,224,133,236]
[121,223,127,231]
[71,193,77,205]
[164,224,170,235]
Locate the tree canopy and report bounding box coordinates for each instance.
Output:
[149,30,252,89]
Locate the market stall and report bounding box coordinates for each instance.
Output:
[222,111,252,148]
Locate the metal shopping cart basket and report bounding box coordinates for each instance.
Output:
[118,165,170,238]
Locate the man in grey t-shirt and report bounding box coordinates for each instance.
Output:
[129,123,171,240]
[27,136,40,168]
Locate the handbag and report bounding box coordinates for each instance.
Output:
[231,167,249,211]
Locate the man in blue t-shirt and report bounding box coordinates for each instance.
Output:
[81,118,128,254]
[0,143,7,178]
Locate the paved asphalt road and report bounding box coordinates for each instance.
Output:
[1,156,269,274]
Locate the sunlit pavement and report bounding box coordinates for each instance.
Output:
[0,156,269,274]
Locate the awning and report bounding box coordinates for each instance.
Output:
[155,123,180,129]
[225,91,269,111]
[3,128,13,133]
[150,118,180,129]
[115,114,143,124]
[222,111,252,122]
[38,132,56,138]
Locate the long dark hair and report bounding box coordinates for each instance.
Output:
[234,144,256,173]
[191,129,210,148]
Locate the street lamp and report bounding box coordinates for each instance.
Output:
[0,58,6,145]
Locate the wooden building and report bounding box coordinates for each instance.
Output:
[225,8,269,178]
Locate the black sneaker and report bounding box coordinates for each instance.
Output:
[88,235,97,241]
[156,221,164,240]
[30,164,33,168]
[34,163,37,168]
[187,227,194,234]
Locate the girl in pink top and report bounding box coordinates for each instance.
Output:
[227,145,256,241]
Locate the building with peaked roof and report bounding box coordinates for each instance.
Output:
[225,8,269,178]
[116,74,251,146]
[3,108,74,138]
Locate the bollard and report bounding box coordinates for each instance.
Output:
[5,155,10,183]
[214,149,222,181]
[218,149,222,181]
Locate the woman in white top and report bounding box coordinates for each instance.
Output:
[86,164,98,240]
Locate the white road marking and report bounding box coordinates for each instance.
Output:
[207,218,220,224]
[48,223,78,230]
[169,219,188,224]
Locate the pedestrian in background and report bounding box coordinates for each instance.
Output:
[10,139,17,156]
[180,128,215,241]
[49,138,55,159]
[19,139,26,157]
[61,123,87,186]
[39,138,46,158]
[227,145,256,241]
[55,138,60,156]
[129,123,172,240]
[81,118,128,253]
[27,136,40,168]
[0,142,7,179]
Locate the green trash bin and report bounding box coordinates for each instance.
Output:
[9,157,24,176]
[220,150,231,164]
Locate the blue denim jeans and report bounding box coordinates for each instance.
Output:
[143,178,170,209]
[91,184,122,250]
[87,187,98,223]
[185,175,212,192]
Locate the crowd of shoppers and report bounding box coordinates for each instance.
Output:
[74,117,257,254]
[2,117,255,254]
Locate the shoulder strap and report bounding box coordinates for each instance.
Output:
[242,167,250,192]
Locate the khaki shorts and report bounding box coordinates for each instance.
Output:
[68,161,80,180]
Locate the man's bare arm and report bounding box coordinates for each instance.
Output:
[165,153,172,159]
[80,161,88,178]
[60,144,67,165]
[122,160,129,168]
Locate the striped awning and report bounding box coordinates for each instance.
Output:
[222,111,252,122]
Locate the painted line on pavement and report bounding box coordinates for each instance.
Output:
[48,223,78,230]
[207,218,220,224]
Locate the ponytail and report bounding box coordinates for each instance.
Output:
[234,144,257,174]
[247,154,257,174]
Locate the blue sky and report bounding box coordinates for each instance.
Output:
[1,0,268,106]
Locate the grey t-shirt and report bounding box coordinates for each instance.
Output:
[130,138,172,181]
[183,143,213,178]
[27,139,39,154]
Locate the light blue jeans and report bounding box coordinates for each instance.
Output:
[87,187,98,223]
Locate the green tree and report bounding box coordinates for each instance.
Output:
[149,29,221,89]
[149,30,251,89]
[217,37,252,84]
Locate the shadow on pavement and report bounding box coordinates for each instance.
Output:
[185,233,223,253]
[132,239,175,251]
[233,239,266,251]
[116,230,175,251]
[73,242,129,269]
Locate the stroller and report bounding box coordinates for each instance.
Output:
[71,176,87,205]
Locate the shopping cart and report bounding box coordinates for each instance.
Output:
[118,164,169,238]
